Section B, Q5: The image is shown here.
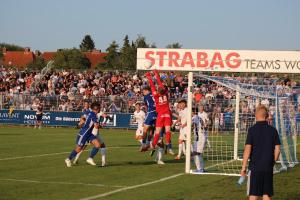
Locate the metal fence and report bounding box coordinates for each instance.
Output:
[0,93,238,113]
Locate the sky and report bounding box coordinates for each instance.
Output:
[1,0,300,52]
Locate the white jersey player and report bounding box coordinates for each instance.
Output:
[174,99,188,160]
[198,105,212,149]
[133,103,145,145]
[192,112,207,173]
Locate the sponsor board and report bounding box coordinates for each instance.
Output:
[0,110,133,129]
[137,48,300,73]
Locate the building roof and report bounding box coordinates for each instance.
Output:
[2,49,107,68]
[2,51,34,68]
[42,52,55,61]
[84,51,107,67]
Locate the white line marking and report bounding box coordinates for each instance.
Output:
[79,173,184,200]
[0,178,125,188]
[0,146,136,161]
[79,159,242,200]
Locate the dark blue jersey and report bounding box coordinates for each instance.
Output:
[82,108,91,117]
[144,93,156,113]
[79,111,98,136]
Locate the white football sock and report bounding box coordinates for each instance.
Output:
[182,141,186,155]
[158,147,163,161]
[194,155,201,170]
[74,150,83,162]
[139,139,143,145]
[207,139,212,149]
[199,154,204,170]
[101,148,106,164]
[178,143,183,157]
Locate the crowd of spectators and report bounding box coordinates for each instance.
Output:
[0,67,299,132]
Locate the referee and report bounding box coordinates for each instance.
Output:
[241,105,281,200]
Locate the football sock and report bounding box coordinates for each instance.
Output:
[101,148,106,164]
[89,147,99,158]
[158,147,163,161]
[68,150,78,160]
[152,133,160,148]
[74,150,83,161]
[194,155,201,170]
[199,154,204,170]
[165,131,171,144]
[182,141,186,155]
[178,143,183,157]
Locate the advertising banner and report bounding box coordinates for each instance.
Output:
[0,110,135,129]
[137,48,300,73]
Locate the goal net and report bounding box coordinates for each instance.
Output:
[186,74,299,176]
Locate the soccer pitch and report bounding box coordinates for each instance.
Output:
[0,127,299,200]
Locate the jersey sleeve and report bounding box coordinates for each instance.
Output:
[146,74,157,95]
[91,113,99,124]
[154,70,164,89]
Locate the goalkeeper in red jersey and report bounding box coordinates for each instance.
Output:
[142,69,172,151]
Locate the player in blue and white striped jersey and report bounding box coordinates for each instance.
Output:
[65,102,103,167]
[192,112,207,173]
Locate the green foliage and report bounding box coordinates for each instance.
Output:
[27,56,46,70]
[120,35,136,70]
[0,43,24,51]
[53,48,91,69]
[166,42,183,49]
[103,41,120,69]
[79,35,95,52]
[0,43,25,59]
[135,34,149,48]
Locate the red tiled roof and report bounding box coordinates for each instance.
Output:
[2,51,34,68]
[2,50,107,69]
[84,52,107,67]
[42,52,55,61]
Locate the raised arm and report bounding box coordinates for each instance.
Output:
[145,72,156,94]
[153,69,164,89]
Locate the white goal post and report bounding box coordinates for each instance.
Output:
[137,48,300,176]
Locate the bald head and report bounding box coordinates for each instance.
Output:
[255,105,268,121]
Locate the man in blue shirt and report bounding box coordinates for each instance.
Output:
[65,102,103,167]
[241,105,281,200]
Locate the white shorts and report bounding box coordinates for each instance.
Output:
[135,127,143,139]
[193,134,206,153]
[179,127,187,141]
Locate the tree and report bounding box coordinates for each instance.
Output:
[53,48,91,69]
[166,42,183,49]
[27,56,46,70]
[120,35,136,70]
[103,41,120,69]
[135,34,149,48]
[79,35,95,52]
[0,43,24,59]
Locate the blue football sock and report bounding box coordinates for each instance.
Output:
[89,147,99,158]
[68,150,77,160]
[166,143,172,150]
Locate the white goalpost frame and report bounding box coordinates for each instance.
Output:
[234,86,241,161]
[185,72,193,173]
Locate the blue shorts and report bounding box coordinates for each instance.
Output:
[87,134,98,143]
[76,133,93,147]
[144,111,157,126]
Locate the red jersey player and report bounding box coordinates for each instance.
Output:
[143,69,172,150]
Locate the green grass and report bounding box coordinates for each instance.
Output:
[0,127,299,200]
